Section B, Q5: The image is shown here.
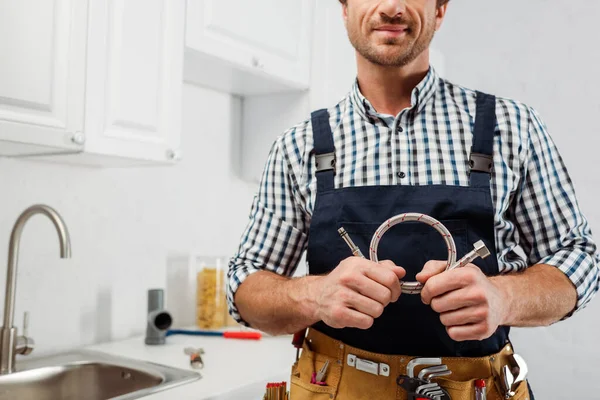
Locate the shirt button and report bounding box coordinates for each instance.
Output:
[396,125,403,133]
[398,172,406,179]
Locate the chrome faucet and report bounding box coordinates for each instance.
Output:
[0,205,71,374]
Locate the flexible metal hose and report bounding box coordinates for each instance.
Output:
[339,213,490,295]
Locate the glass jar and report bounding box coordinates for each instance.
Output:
[196,256,227,329]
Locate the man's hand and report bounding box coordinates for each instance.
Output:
[312,258,406,330]
[416,261,508,341]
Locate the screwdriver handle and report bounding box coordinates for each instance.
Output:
[292,328,307,361]
[292,328,307,348]
[222,331,262,340]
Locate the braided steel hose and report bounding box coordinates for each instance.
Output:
[338,213,491,295]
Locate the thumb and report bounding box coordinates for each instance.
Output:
[379,260,406,280]
[392,265,406,280]
[416,260,447,284]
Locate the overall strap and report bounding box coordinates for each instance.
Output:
[469,92,497,188]
[311,109,336,193]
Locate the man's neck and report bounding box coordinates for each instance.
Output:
[356,51,430,117]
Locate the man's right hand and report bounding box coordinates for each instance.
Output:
[311,258,406,330]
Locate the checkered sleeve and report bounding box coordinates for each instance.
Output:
[226,133,309,326]
[513,106,600,315]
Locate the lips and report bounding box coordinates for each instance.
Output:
[373,25,409,39]
[374,24,408,32]
[373,24,410,38]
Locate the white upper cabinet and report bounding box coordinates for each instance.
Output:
[0,0,185,166]
[184,0,315,95]
[83,0,185,165]
[238,0,354,183]
[0,0,87,156]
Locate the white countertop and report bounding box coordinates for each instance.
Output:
[85,331,296,400]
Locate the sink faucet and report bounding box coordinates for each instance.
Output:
[0,205,71,374]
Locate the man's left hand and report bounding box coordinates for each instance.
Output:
[416,261,509,342]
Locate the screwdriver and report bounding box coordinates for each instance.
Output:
[292,328,307,361]
[475,379,487,400]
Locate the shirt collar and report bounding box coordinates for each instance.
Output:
[350,66,439,121]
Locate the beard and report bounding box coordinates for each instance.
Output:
[347,13,436,67]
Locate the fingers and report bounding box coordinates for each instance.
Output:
[446,322,495,342]
[430,285,487,313]
[439,306,488,327]
[348,273,395,305]
[326,305,374,330]
[416,260,447,284]
[343,289,386,319]
[321,258,410,331]
[365,260,405,302]
[421,266,481,305]
[379,260,407,280]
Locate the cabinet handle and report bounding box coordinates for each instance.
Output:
[166,149,182,161]
[71,132,85,146]
[251,57,264,69]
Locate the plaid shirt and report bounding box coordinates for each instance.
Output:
[227,67,599,325]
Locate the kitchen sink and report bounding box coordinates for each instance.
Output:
[0,349,201,400]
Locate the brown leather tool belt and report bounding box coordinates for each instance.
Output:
[290,329,531,400]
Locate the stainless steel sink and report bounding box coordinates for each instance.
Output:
[0,349,201,400]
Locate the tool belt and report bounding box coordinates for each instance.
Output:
[290,329,531,400]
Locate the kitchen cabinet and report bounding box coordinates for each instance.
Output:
[184,0,315,95]
[238,0,355,183]
[0,0,185,166]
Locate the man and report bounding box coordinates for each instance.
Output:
[227,1,599,399]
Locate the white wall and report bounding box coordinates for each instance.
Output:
[0,83,255,356]
[434,1,600,398]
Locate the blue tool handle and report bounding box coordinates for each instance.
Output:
[166,329,223,337]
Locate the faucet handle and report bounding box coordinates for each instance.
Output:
[16,312,34,356]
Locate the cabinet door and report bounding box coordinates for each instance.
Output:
[186,0,314,91]
[84,0,185,163]
[0,0,87,156]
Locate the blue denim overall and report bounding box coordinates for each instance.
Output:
[306,92,534,397]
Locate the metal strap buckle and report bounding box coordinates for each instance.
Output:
[315,152,336,173]
[347,354,390,377]
[469,152,493,173]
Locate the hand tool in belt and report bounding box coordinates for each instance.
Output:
[310,359,329,385]
[397,357,451,400]
[475,379,487,400]
[502,353,529,398]
[291,328,307,361]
